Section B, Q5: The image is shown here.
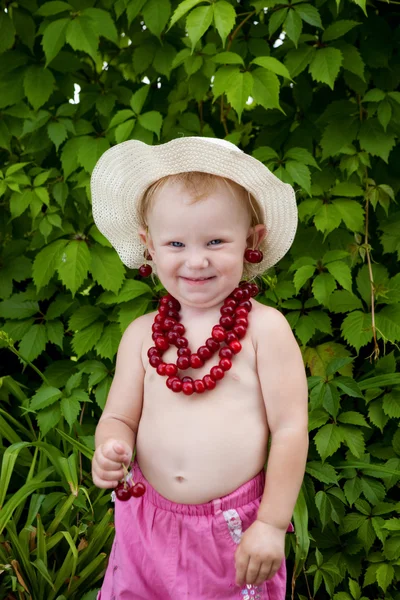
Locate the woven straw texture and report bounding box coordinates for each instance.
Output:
[91,137,298,276]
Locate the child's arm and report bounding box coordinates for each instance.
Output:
[235,306,309,586]
[92,314,151,489]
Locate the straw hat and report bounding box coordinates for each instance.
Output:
[91,137,298,276]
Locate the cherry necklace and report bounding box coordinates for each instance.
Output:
[147,281,259,395]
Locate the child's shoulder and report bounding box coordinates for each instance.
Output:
[118,311,155,350]
[251,300,296,347]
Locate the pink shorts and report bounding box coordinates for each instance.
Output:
[98,461,290,599]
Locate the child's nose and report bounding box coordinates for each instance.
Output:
[185,251,209,269]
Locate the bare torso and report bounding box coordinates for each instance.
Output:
[135,301,269,504]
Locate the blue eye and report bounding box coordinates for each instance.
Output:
[169,241,184,247]
[208,239,222,245]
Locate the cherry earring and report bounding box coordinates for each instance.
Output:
[244,248,263,264]
[138,250,153,277]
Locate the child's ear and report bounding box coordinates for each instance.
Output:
[246,224,267,248]
[138,228,155,260]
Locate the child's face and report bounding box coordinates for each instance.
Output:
[143,180,261,309]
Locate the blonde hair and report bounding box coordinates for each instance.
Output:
[138,172,264,233]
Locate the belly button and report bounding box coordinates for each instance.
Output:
[175,476,185,483]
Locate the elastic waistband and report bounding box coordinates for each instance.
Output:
[132,460,265,516]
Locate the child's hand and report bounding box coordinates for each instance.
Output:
[92,439,132,489]
[234,520,285,587]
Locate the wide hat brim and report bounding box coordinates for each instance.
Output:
[91,137,298,276]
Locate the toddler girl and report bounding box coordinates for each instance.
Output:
[91,137,309,599]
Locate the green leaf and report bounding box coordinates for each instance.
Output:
[126,0,147,25]
[321,118,359,159]
[19,324,48,362]
[331,182,363,197]
[309,48,343,89]
[48,123,68,155]
[293,3,323,29]
[312,273,336,306]
[335,377,364,398]
[308,311,332,334]
[60,395,81,429]
[0,298,38,320]
[284,45,316,78]
[77,136,110,173]
[212,65,239,99]
[376,305,400,343]
[293,265,315,293]
[96,323,121,360]
[335,42,365,81]
[382,390,400,419]
[36,2,73,16]
[368,400,389,432]
[97,279,151,304]
[56,240,91,296]
[138,111,163,138]
[225,71,253,122]
[341,311,373,352]
[322,20,361,43]
[285,161,311,195]
[213,52,243,66]
[69,306,103,331]
[60,137,80,179]
[186,5,213,50]
[376,563,394,592]
[343,477,362,506]
[325,261,352,292]
[338,411,368,427]
[284,147,319,169]
[115,119,135,144]
[118,297,149,332]
[313,203,342,234]
[314,423,344,461]
[42,18,69,65]
[46,320,64,349]
[251,56,291,80]
[0,12,16,54]
[358,118,396,163]
[143,0,171,37]
[24,66,55,111]
[340,425,365,458]
[268,8,288,37]
[284,9,302,47]
[66,16,99,62]
[109,109,136,128]
[332,199,364,232]
[72,322,104,357]
[377,99,392,132]
[306,461,338,484]
[37,405,61,436]
[252,68,280,111]
[213,1,236,45]
[294,315,316,345]
[31,386,62,410]
[83,8,119,44]
[168,0,205,29]
[90,245,125,293]
[363,88,385,103]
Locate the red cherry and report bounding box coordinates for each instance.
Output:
[198,345,212,361]
[182,381,194,395]
[147,347,159,358]
[165,364,178,376]
[115,484,131,501]
[167,299,181,310]
[210,366,225,381]
[149,354,161,367]
[176,337,188,348]
[233,288,245,301]
[212,327,226,342]
[173,323,185,335]
[233,325,247,339]
[247,283,259,297]
[155,336,169,351]
[219,358,232,371]
[152,332,163,342]
[177,355,190,369]
[229,340,242,354]
[138,264,152,277]
[190,354,204,369]
[158,305,168,314]
[194,379,206,394]
[223,298,237,308]
[239,300,252,312]
[235,307,248,319]
[235,317,248,327]
[182,376,193,383]
[206,338,220,353]
[221,306,234,316]
[219,315,234,329]
[219,347,233,359]
[203,375,216,390]
[225,331,238,344]
[178,347,191,356]
[166,376,177,389]
[131,482,146,497]
[160,295,171,305]
[167,330,179,344]
[162,318,176,331]
[155,314,165,324]
[152,323,163,333]
[244,249,263,264]
[156,363,167,375]
[167,310,180,320]
[240,287,251,300]
[171,378,183,392]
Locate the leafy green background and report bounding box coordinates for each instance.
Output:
[0,0,399,598]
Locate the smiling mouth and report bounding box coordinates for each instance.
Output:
[182,276,215,282]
